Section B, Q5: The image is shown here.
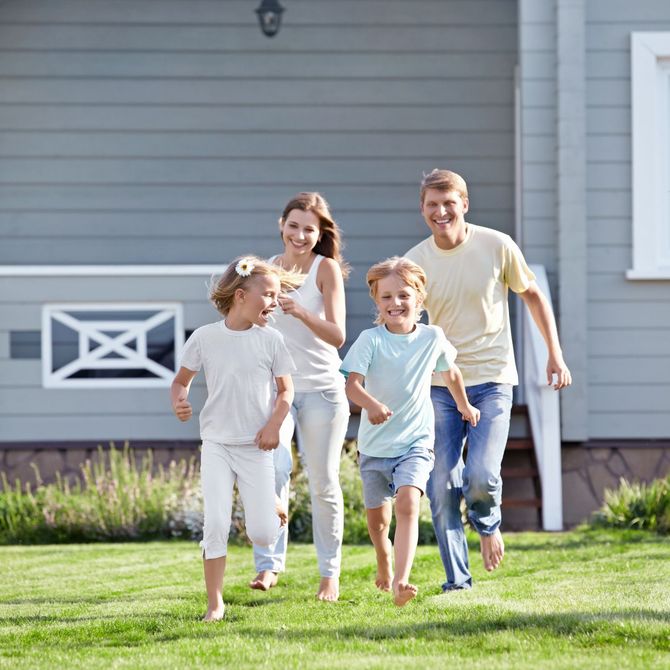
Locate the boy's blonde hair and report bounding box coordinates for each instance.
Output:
[209,255,303,316]
[420,169,469,203]
[366,256,427,325]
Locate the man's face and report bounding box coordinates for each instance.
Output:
[420,188,469,241]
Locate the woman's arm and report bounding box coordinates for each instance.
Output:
[278,257,346,348]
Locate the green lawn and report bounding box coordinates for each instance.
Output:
[1,530,668,669]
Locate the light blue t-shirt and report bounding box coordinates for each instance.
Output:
[340,324,457,458]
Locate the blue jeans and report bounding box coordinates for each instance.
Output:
[428,382,513,591]
[253,388,350,578]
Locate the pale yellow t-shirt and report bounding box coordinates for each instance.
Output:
[405,224,535,387]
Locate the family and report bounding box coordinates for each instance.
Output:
[170,169,572,620]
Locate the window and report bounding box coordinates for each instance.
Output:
[42,304,184,388]
[628,32,670,279]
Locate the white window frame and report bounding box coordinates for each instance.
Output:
[628,32,670,280]
[42,303,184,389]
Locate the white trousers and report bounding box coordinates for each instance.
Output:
[253,388,350,577]
[200,440,280,560]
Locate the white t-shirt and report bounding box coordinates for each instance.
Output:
[180,320,295,444]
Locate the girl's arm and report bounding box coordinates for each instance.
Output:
[344,372,392,425]
[440,365,480,427]
[256,374,294,451]
[171,367,197,422]
[278,257,346,348]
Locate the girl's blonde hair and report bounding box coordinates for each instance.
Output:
[366,256,427,325]
[209,255,303,316]
[279,192,351,280]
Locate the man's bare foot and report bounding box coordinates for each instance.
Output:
[480,529,505,572]
[202,604,225,621]
[375,550,393,592]
[316,576,339,602]
[393,582,417,607]
[249,570,279,591]
[276,496,287,527]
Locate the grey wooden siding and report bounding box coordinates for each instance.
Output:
[0,0,517,442]
[585,0,670,438]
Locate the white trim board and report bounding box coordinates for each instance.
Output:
[629,32,670,280]
[0,265,227,277]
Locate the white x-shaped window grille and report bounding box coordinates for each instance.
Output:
[42,303,184,388]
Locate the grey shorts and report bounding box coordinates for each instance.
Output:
[358,446,435,509]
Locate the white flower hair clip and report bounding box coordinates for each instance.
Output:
[235,259,255,277]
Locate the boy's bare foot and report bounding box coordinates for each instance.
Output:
[393,582,417,607]
[249,570,279,591]
[276,496,287,527]
[375,551,393,592]
[316,576,339,602]
[203,604,225,621]
[480,529,505,571]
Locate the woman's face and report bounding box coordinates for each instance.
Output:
[280,209,320,256]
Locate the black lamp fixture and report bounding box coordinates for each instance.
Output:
[255,0,285,37]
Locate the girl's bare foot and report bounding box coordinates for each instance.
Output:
[249,570,279,591]
[393,582,417,607]
[316,576,339,602]
[480,529,505,571]
[203,604,225,621]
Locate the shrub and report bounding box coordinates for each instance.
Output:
[0,441,437,545]
[590,475,670,534]
[0,444,203,544]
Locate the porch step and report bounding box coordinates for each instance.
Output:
[501,466,539,479]
[505,438,534,451]
[503,497,542,509]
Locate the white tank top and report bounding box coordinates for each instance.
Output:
[270,254,344,393]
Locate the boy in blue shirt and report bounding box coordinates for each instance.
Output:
[342,257,479,606]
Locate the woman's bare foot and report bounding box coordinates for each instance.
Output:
[202,604,225,621]
[375,547,393,592]
[249,570,279,591]
[480,529,505,571]
[316,576,339,602]
[393,582,417,607]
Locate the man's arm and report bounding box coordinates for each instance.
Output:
[518,281,572,390]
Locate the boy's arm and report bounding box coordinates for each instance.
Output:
[171,367,197,422]
[440,365,480,427]
[344,372,392,425]
[256,374,294,451]
[518,281,572,390]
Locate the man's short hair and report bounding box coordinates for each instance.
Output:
[420,169,469,203]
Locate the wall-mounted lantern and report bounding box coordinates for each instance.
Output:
[255,0,285,37]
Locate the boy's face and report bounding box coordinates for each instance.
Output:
[420,188,469,242]
[374,274,421,334]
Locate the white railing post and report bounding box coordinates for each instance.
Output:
[523,265,563,531]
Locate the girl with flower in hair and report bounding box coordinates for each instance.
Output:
[249,192,350,602]
[171,255,302,621]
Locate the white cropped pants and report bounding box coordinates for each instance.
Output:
[200,440,280,560]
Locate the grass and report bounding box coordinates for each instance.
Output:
[0,530,668,670]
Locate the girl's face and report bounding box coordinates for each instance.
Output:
[280,209,320,256]
[236,274,281,327]
[373,273,422,334]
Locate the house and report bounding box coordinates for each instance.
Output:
[1,0,668,527]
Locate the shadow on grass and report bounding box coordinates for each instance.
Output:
[502,529,669,553]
